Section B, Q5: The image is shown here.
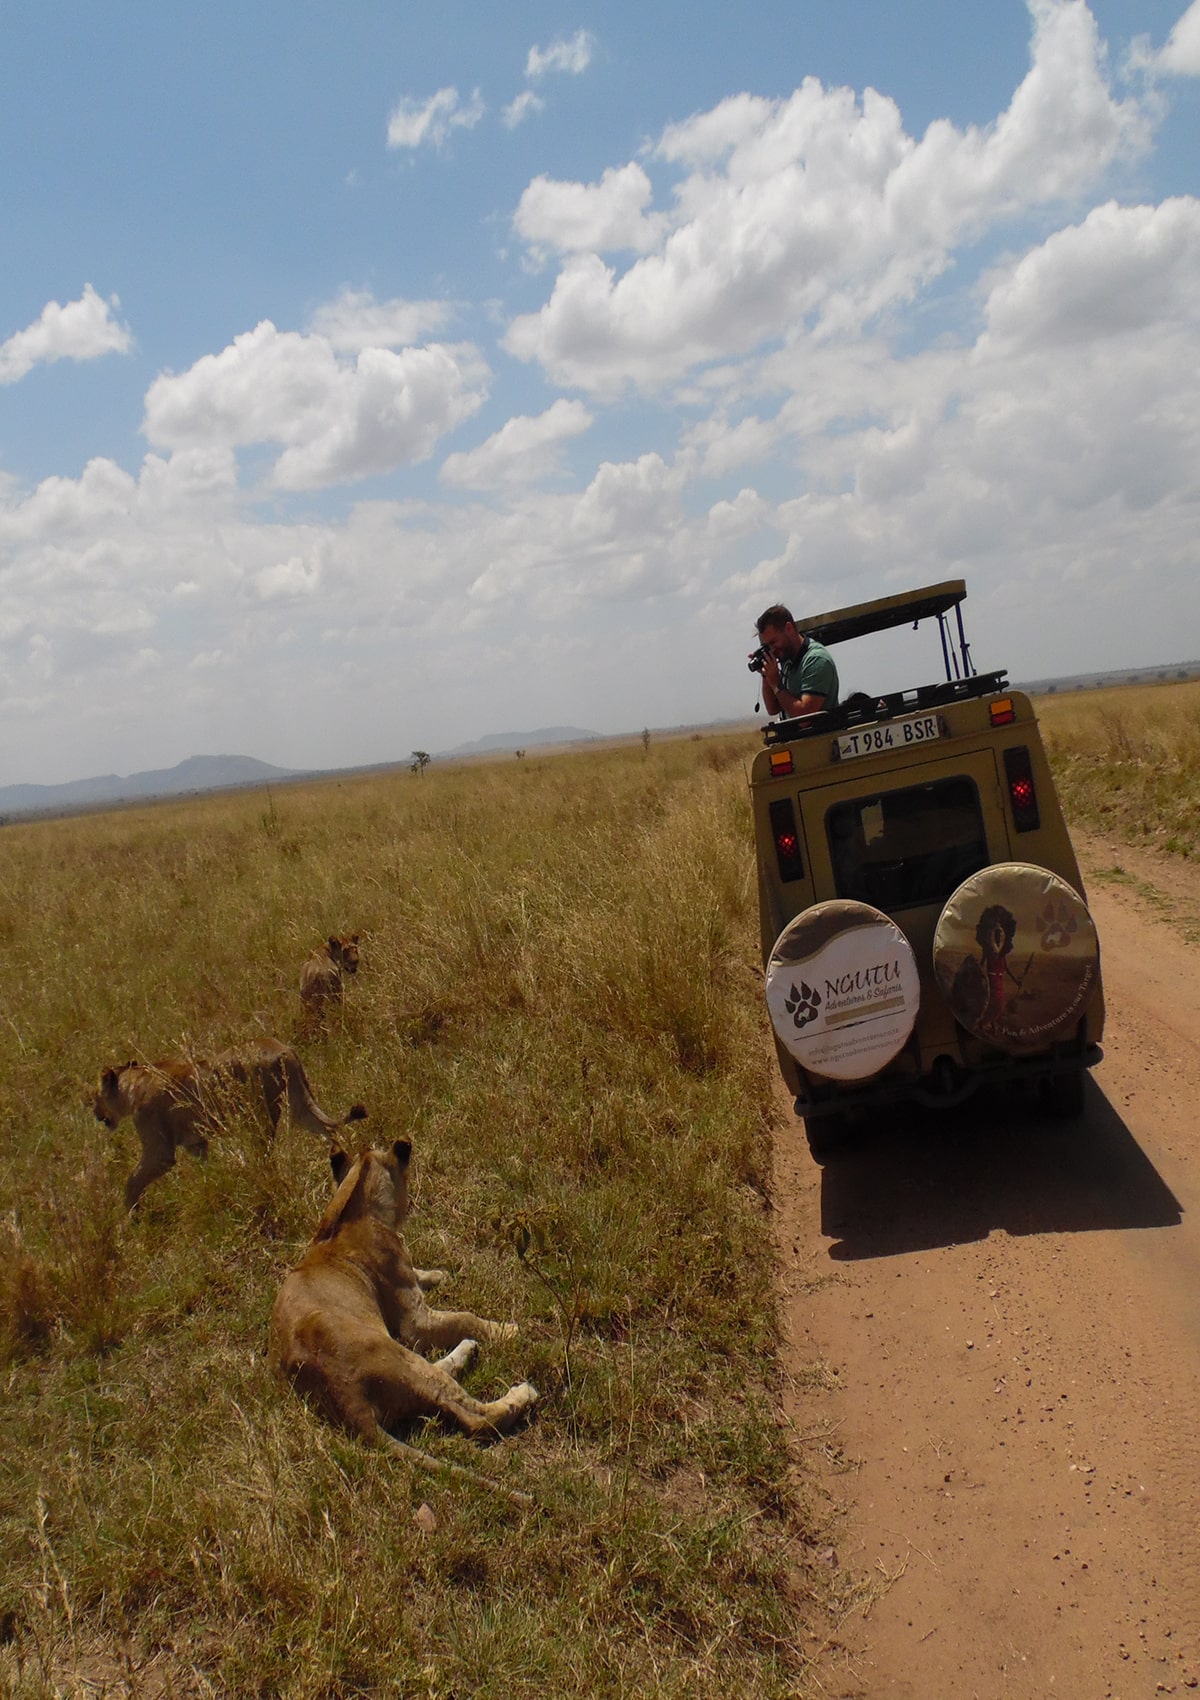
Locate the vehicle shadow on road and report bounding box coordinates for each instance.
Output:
[818,1077,1181,1260]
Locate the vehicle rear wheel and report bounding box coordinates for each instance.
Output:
[1041,1068,1086,1119]
[804,1111,853,1162]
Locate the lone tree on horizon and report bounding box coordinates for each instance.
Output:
[411,750,431,775]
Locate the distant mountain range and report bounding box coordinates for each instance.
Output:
[0,754,297,818]
[0,731,604,819]
[436,725,599,758]
[1016,661,1200,695]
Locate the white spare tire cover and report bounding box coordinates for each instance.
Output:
[934,863,1099,1050]
[765,900,921,1082]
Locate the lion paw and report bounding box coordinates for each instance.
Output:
[440,1338,479,1379]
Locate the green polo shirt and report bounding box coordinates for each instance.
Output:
[781,636,839,709]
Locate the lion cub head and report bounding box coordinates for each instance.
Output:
[90,1064,136,1129]
[328,935,360,974]
[314,1140,413,1242]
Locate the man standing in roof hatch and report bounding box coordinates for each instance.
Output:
[753,604,840,717]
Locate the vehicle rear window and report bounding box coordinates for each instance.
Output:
[825,775,989,911]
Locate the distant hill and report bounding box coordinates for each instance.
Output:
[1017,661,1200,695]
[436,726,600,758]
[0,754,297,819]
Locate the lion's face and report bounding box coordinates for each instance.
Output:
[330,935,360,975]
[91,1065,132,1128]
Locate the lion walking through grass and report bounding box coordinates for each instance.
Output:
[90,1036,367,1208]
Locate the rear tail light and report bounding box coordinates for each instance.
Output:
[768,798,805,881]
[989,697,1016,726]
[1003,746,1041,832]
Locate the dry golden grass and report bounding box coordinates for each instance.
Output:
[1036,677,1200,859]
[0,733,836,1699]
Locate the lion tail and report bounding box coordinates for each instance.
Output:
[345,1103,368,1124]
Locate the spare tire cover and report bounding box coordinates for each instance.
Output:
[765,900,921,1082]
[934,863,1099,1049]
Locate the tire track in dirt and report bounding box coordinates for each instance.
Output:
[775,831,1200,1698]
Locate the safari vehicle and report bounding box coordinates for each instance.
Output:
[751,580,1104,1160]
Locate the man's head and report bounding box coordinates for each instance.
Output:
[755,604,805,661]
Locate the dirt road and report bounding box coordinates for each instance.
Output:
[776,831,1200,1698]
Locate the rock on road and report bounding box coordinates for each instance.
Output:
[776,829,1200,1698]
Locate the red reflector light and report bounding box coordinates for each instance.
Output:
[989,698,1016,726]
[769,750,794,776]
[1003,746,1041,832]
[768,798,804,881]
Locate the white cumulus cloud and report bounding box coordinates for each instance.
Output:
[386,86,484,150]
[441,399,593,488]
[978,197,1200,353]
[142,321,489,490]
[0,285,132,385]
[309,289,452,351]
[514,163,665,257]
[1131,0,1200,75]
[505,0,1150,393]
[526,30,594,78]
[254,555,322,600]
[502,90,545,130]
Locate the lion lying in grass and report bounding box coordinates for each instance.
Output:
[270,1139,537,1460]
[91,1037,367,1209]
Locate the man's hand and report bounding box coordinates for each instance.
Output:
[760,650,782,695]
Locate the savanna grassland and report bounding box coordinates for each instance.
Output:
[1037,676,1200,860]
[0,734,841,1700]
[3,681,1189,1700]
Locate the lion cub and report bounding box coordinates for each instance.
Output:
[270,1139,537,1444]
[299,934,360,1025]
[91,1037,367,1209]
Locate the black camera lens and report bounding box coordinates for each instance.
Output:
[748,644,769,673]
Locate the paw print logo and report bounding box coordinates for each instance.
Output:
[1037,901,1078,952]
[785,980,822,1029]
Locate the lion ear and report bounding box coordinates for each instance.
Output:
[393,1139,412,1167]
[328,935,340,952]
[103,1067,121,1089]
[350,933,359,944]
[330,1148,349,1183]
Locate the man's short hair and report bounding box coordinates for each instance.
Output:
[756,604,793,636]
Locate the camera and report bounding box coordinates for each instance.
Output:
[748,643,770,674]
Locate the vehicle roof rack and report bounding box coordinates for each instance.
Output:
[763,669,1010,745]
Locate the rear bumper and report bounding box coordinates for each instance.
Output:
[795,1042,1103,1118]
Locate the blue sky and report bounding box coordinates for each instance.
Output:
[2,0,1199,783]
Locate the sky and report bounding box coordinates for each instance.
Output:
[2,0,1199,784]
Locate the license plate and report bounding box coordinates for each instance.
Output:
[836,713,942,760]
